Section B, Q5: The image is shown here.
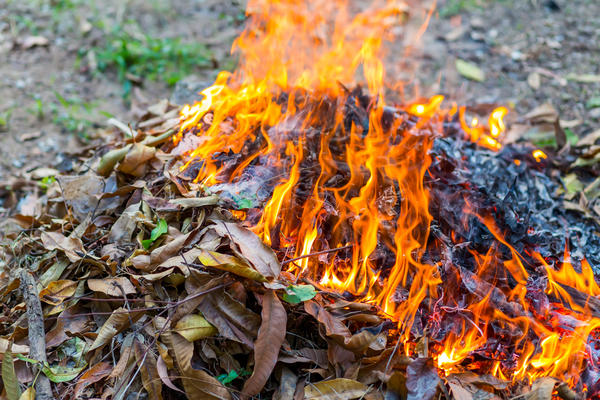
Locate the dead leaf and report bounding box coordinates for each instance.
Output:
[242,290,287,398]
[304,378,368,399]
[455,59,485,82]
[527,72,541,89]
[21,35,49,48]
[39,280,78,305]
[174,314,218,341]
[118,143,156,177]
[87,308,143,353]
[212,220,281,278]
[566,73,600,83]
[46,306,91,348]
[134,341,163,400]
[523,103,558,123]
[406,358,439,400]
[73,362,113,398]
[169,196,219,209]
[196,249,267,282]
[17,388,35,400]
[0,339,28,355]
[41,232,84,262]
[87,277,136,297]
[198,290,261,348]
[163,331,231,399]
[525,377,557,400]
[578,129,600,146]
[157,354,184,394]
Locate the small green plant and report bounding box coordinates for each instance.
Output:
[0,109,12,132]
[38,176,56,191]
[91,23,213,97]
[51,92,97,140]
[28,97,45,120]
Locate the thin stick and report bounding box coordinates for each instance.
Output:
[20,271,55,400]
[281,244,353,266]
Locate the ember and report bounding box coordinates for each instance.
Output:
[173,0,600,394]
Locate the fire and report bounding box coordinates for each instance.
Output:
[174,0,596,391]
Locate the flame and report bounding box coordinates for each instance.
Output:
[174,0,596,389]
[533,149,548,162]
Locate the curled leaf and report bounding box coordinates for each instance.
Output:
[196,249,267,282]
[241,290,287,398]
[87,277,136,297]
[174,313,218,342]
[39,280,77,305]
[87,307,143,353]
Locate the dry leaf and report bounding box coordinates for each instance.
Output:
[527,72,541,89]
[406,358,439,400]
[198,290,261,348]
[87,308,143,353]
[304,378,368,399]
[196,249,267,282]
[163,331,232,399]
[212,220,281,279]
[134,341,163,400]
[118,143,156,177]
[0,339,28,355]
[39,280,78,305]
[524,377,557,400]
[242,290,287,398]
[17,388,35,400]
[157,354,184,394]
[21,35,49,48]
[87,277,136,297]
[41,232,84,262]
[174,314,218,342]
[73,362,113,398]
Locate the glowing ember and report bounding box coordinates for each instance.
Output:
[173,0,597,390]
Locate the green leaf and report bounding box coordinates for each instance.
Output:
[14,354,40,365]
[2,347,22,400]
[455,59,485,82]
[565,128,578,146]
[282,284,317,304]
[586,97,600,109]
[142,218,168,249]
[217,370,239,385]
[42,363,86,383]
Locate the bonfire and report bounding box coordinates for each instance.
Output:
[1,0,599,399]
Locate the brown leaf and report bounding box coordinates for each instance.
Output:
[212,220,281,278]
[41,232,84,262]
[525,377,557,400]
[87,277,136,297]
[0,339,28,355]
[108,333,135,379]
[17,388,35,400]
[21,35,49,48]
[174,314,218,342]
[134,341,163,400]
[523,103,558,123]
[73,362,113,398]
[156,354,184,394]
[406,358,439,400]
[198,290,261,348]
[196,249,267,282]
[118,143,156,177]
[46,306,91,348]
[304,378,368,399]
[162,331,231,399]
[39,280,78,305]
[87,308,143,353]
[242,290,287,398]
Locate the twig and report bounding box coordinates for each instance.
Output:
[20,270,55,400]
[281,244,353,266]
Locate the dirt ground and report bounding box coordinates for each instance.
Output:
[1,0,599,180]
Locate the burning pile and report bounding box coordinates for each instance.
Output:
[2,0,600,399]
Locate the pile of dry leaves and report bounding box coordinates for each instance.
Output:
[0,99,589,400]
